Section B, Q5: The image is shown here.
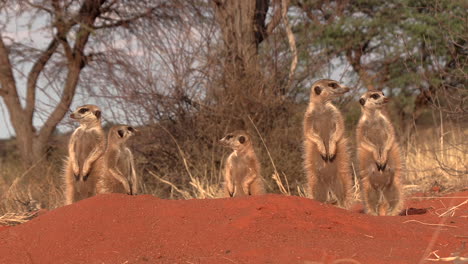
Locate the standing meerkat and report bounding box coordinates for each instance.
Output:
[303,79,353,208]
[357,90,403,216]
[220,130,265,197]
[96,125,138,195]
[64,104,105,205]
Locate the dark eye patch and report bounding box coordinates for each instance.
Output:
[370,94,380,99]
[226,134,233,140]
[128,126,134,132]
[78,108,89,114]
[238,136,245,144]
[328,82,338,89]
[359,98,366,106]
[314,86,322,95]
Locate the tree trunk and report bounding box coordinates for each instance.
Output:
[212,0,282,99]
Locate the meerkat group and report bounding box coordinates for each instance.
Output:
[63,79,403,216]
[215,79,403,215]
[64,105,139,205]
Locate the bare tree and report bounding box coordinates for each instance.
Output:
[0,0,180,165]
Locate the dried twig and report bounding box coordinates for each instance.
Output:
[438,199,468,217]
[403,220,457,228]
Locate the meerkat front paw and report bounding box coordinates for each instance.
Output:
[376,154,388,171]
[328,142,337,162]
[73,164,80,181]
[81,164,91,181]
[242,185,250,196]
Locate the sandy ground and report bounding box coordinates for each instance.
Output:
[0,192,467,264]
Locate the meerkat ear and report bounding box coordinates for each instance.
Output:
[94,110,101,119]
[359,98,366,106]
[238,136,246,144]
[117,129,125,138]
[314,86,322,95]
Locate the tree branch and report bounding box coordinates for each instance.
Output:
[25,0,53,14]
[0,35,21,108]
[37,0,107,143]
[94,8,156,29]
[266,0,283,36]
[25,38,59,122]
[282,0,296,96]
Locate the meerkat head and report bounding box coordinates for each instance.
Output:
[359,90,389,110]
[70,104,102,124]
[109,125,138,144]
[310,79,350,102]
[219,130,251,151]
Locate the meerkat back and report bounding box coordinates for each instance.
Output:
[97,125,138,195]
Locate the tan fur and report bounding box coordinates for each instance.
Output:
[357,90,404,216]
[64,105,105,205]
[303,79,353,208]
[96,125,138,195]
[220,130,265,197]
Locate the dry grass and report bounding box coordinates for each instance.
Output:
[404,124,467,193]
[0,158,63,215]
[0,211,38,226]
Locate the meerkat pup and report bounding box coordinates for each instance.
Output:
[357,90,403,216]
[303,79,353,208]
[220,130,265,197]
[96,125,138,195]
[64,104,106,205]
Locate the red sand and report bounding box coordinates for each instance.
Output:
[0,192,467,264]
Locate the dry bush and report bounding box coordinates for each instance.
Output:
[0,138,66,215]
[404,123,468,193]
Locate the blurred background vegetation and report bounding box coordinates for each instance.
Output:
[0,0,466,214]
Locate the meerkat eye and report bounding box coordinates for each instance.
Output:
[78,108,88,114]
[127,126,134,132]
[226,134,233,140]
[328,83,338,89]
[371,94,380,99]
[238,136,245,144]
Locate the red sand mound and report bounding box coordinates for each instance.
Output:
[0,193,467,264]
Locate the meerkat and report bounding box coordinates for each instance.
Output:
[220,130,265,197]
[64,104,106,205]
[303,79,353,208]
[356,90,403,216]
[96,125,138,195]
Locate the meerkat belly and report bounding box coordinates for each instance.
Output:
[230,159,251,196]
[311,109,336,149]
[116,153,132,179]
[75,131,100,168]
[364,119,388,153]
